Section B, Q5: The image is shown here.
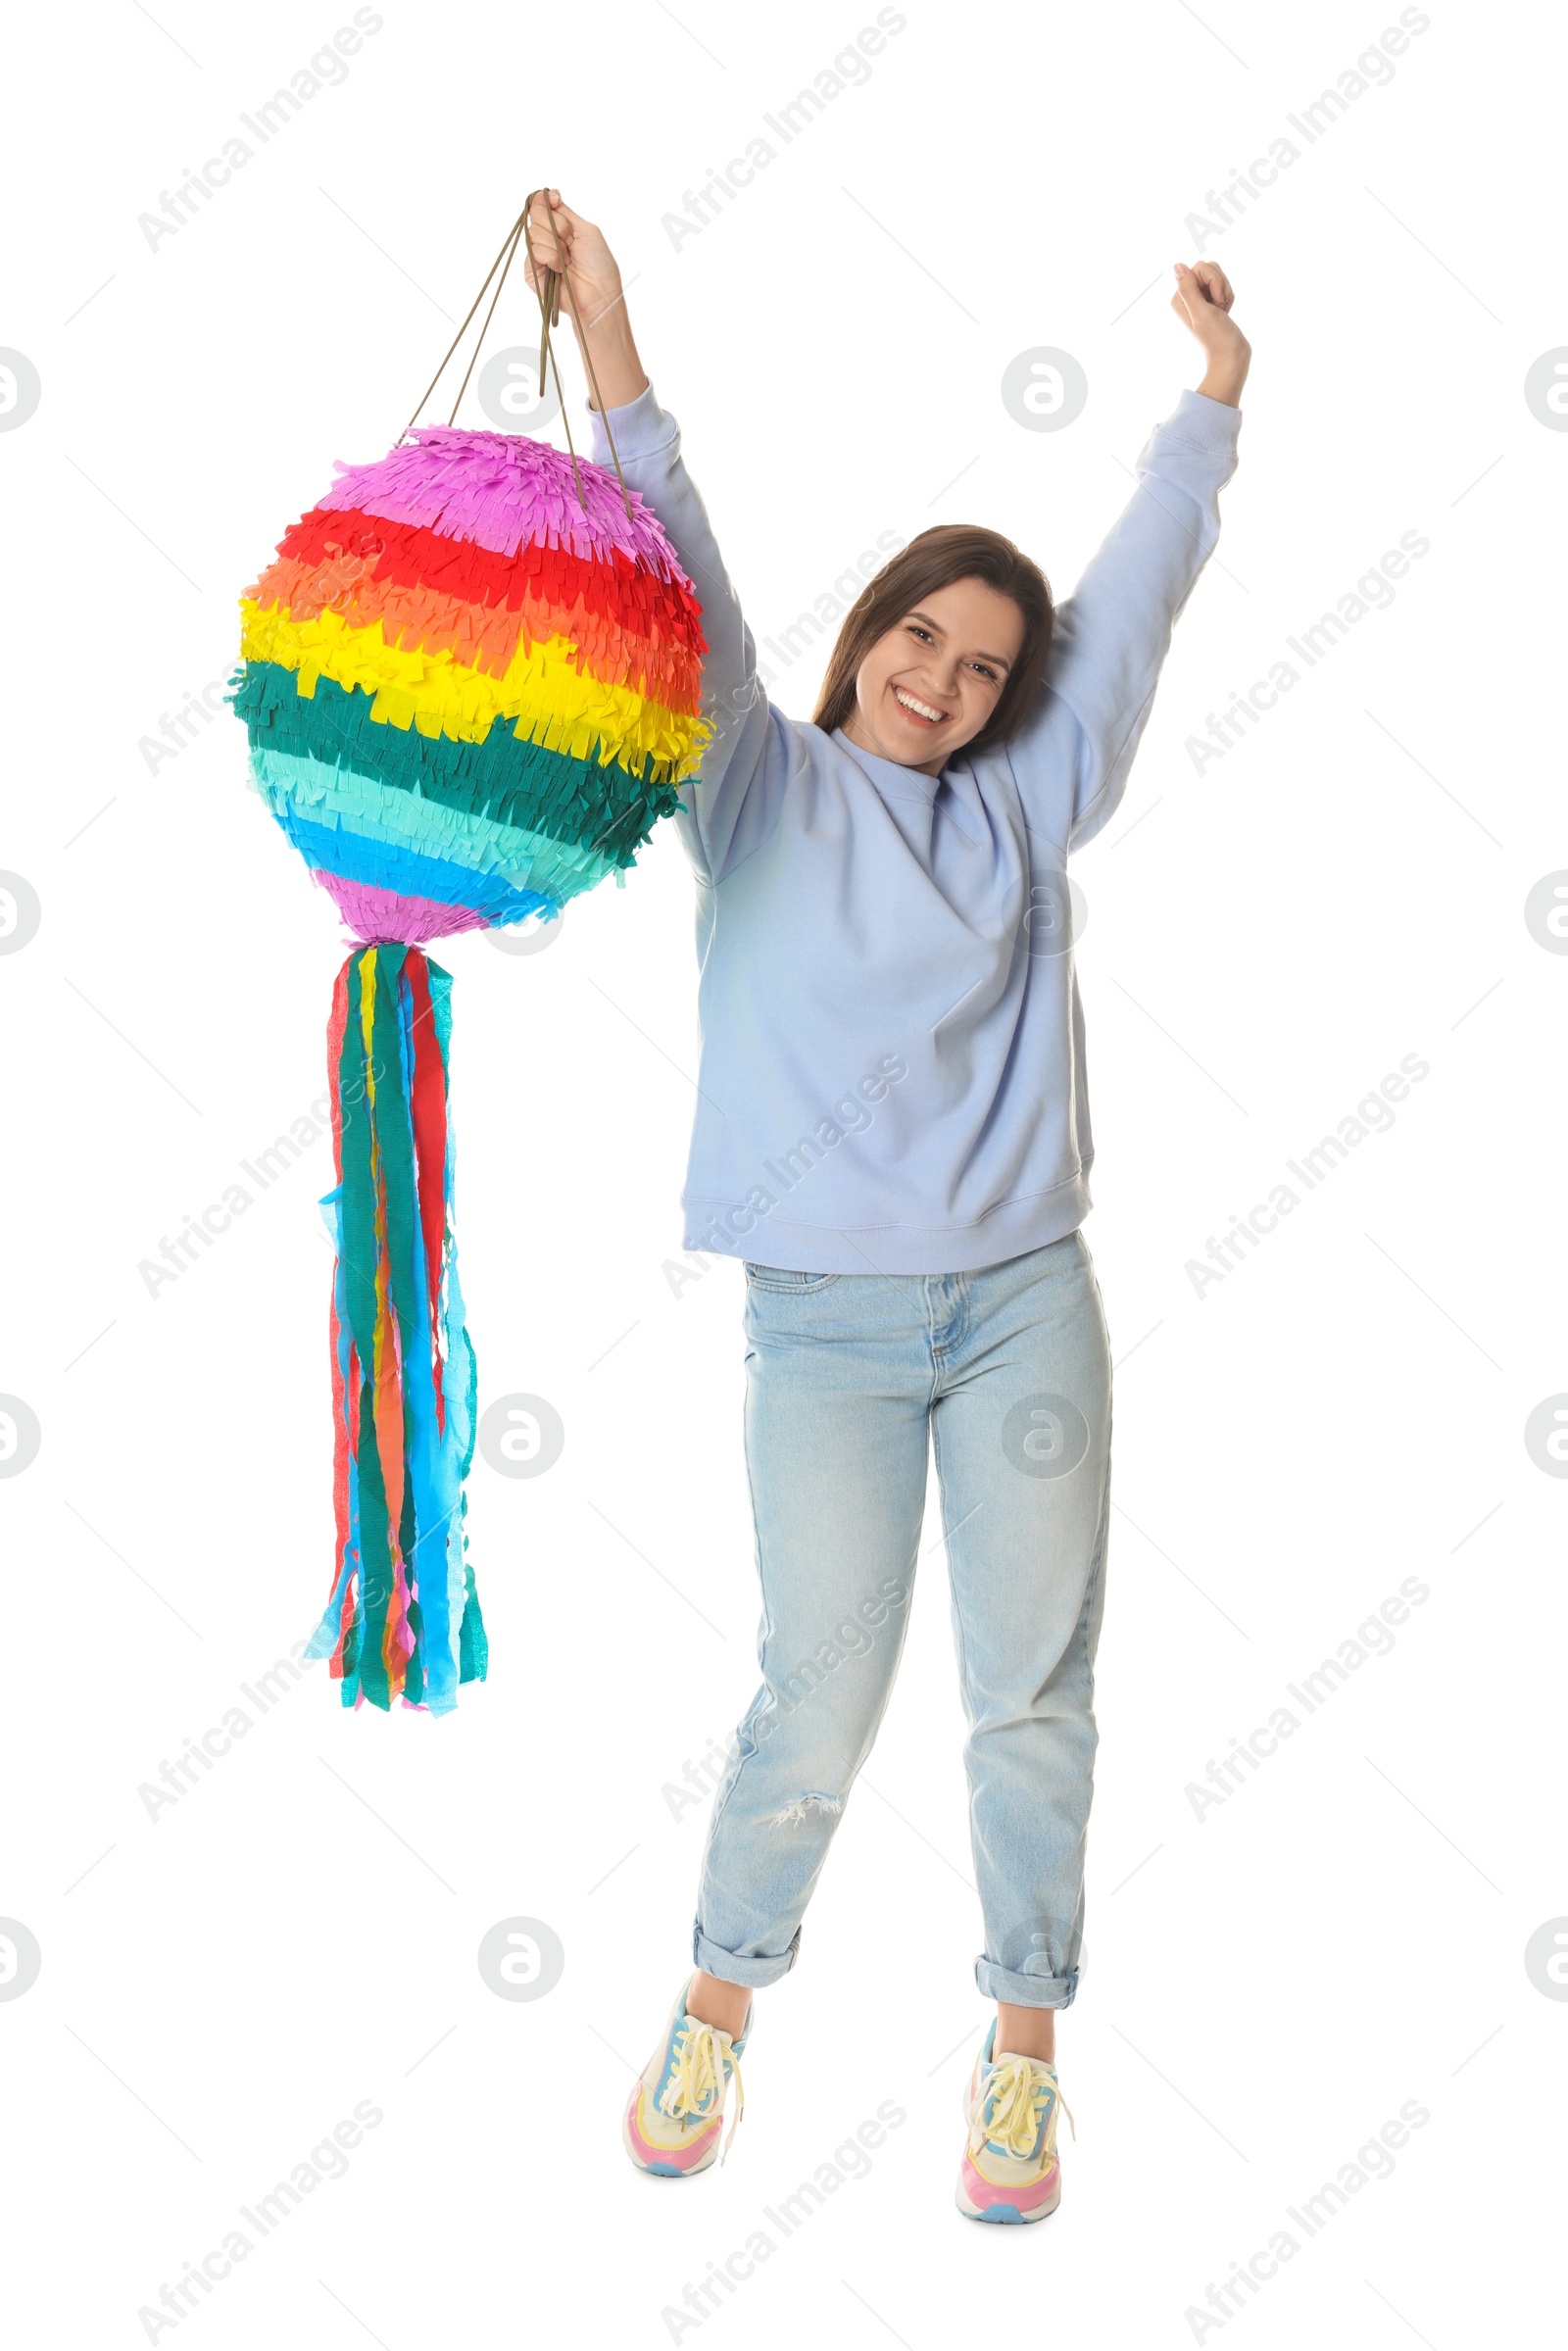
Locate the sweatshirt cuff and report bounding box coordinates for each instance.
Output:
[1161,384,1244,452]
[583,379,676,463]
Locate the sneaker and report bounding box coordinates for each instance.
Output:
[956,2022,1074,2224]
[622,1977,752,2178]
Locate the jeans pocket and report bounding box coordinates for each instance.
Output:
[743,1262,840,1294]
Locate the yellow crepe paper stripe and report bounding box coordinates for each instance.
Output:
[239,599,710,770]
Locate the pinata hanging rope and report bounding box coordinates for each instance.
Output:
[233,190,710,1714]
[399,186,633,516]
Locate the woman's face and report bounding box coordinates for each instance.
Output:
[842,576,1027,775]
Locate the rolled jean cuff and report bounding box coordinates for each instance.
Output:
[974,1955,1078,2009]
[693,1922,801,1989]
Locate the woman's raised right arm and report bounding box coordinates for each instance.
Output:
[523,188,782,886]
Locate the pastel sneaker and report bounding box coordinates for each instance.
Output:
[623,1977,752,2178]
[956,2022,1074,2224]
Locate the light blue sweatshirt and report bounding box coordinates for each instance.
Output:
[585,381,1242,1275]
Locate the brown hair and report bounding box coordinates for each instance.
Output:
[810,524,1054,754]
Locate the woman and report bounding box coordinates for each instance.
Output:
[523,189,1249,2223]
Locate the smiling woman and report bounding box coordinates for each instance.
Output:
[519,187,1250,2223]
[812,531,1054,777]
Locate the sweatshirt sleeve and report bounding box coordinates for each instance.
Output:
[584,382,784,887]
[1009,388,1242,854]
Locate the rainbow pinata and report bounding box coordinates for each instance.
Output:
[236,427,710,942]
[231,425,710,1714]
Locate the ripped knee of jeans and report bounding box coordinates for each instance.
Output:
[767,1791,841,1828]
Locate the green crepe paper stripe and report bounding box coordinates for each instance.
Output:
[350,1371,390,1712]
[338,951,390,1712]
[460,1543,487,1684]
[370,947,420,1583]
[364,945,432,1721]
[249,747,621,901]
[372,944,427,1710]
[232,661,685,871]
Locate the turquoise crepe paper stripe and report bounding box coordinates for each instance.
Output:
[425,958,484,1687]
[249,746,622,900]
[395,963,459,1715]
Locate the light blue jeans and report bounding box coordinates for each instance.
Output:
[693,1230,1113,2009]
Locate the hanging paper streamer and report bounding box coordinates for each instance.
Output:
[231,398,710,1712]
[314,943,486,1712]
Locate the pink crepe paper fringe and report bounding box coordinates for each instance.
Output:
[315,874,491,945]
[317,426,684,571]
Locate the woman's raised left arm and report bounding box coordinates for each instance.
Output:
[1004,263,1249,854]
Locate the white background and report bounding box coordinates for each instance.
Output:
[2,1,1562,2344]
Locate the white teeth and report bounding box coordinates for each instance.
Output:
[894,686,946,722]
